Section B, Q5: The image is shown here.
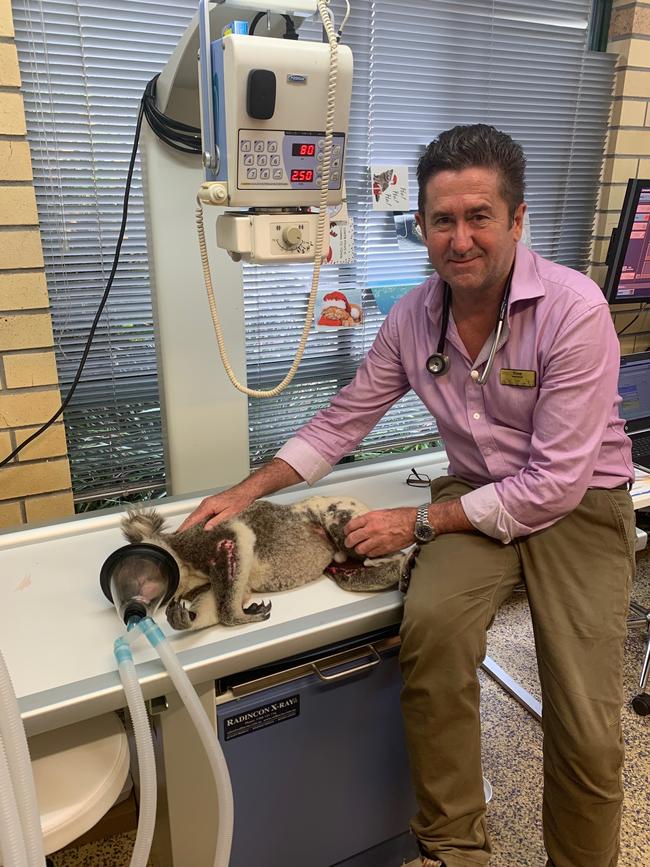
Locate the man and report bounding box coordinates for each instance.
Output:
[180,125,635,867]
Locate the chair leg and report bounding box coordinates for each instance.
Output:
[639,625,650,692]
[631,615,650,716]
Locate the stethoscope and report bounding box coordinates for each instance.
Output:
[426,265,514,386]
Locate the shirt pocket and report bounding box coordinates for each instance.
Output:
[487,375,539,433]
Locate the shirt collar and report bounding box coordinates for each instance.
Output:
[508,241,545,308]
[424,240,545,321]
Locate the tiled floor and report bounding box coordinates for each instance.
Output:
[50,551,650,866]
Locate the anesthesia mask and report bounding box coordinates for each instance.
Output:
[100,543,180,625]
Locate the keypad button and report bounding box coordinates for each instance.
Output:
[270,155,281,167]
[272,168,283,180]
[243,154,254,166]
[332,158,341,169]
[260,169,270,180]
[240,140,251,152]
[254,140,265,152]
[317,151,323,162]
[257,155,268,166]
[247,168,258,179]
[333,145,341,156]
[267,141,278,153]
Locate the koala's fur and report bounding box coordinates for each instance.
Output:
[121,496,408,631]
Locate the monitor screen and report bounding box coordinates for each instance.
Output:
[603,179,650,304]
[618,353,650,432]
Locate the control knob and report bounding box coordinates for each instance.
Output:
[281,225,303,249]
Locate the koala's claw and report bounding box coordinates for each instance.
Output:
[166,598,196,630]
[243,600,272,619]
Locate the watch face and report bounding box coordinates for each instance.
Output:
[414,523,435,543]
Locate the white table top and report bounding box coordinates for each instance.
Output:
[0,453,445,735]
[2,451,648,737]
[631,467,650,510]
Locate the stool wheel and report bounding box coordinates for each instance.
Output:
[631,692,650,716]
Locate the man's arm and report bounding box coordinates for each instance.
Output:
[345,498,473,557]
[178,458,303,531]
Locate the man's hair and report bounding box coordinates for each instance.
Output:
[416,124,526,221]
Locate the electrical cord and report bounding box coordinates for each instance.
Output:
[0,76,204,469]
[249,11,299,39]
[195,0,339,398]
[142,75,201,154]
[337,0,351,41]
[0,96,147,469]
[617,303,648,337]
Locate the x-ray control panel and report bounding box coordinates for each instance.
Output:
[237,129,345,190]
[202,33,353,208]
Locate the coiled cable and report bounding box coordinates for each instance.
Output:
[142,75,201,155]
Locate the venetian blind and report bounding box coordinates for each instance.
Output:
[244,0,615,466]
[12,0,198,500]
[12,1,613,494]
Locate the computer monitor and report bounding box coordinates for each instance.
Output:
[603,178,650,305]
[618,352,650,434]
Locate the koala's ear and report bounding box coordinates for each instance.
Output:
[121,508,166,543]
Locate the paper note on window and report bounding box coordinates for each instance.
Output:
[370,165,409,211]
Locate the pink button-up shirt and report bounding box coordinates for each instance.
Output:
[277,242,634,543]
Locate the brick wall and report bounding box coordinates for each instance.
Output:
[0,0,73,529]
[590,0,650,353]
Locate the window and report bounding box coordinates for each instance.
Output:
[245,0,615,466]
[13,0,199,503]
[14,1,614,494]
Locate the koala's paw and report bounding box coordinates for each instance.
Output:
[399,546,420,594]
[166,583,216,631]
[243,599,272,619]
[166,598,196,630]
[220,599,272,626]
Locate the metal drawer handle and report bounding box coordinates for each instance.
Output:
[310,644,381,683]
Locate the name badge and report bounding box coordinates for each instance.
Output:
[500,368,537,388]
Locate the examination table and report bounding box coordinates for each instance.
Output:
[2,452,648,866]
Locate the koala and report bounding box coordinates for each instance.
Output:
[121,496,408,631]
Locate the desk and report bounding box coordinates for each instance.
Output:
[1,453,647,865]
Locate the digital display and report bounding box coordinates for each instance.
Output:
[290,169,314,183]
[605,179,650,304]
[615,187,650,300]
[292,143,316,157]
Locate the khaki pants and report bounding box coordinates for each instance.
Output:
[399,476,636,867]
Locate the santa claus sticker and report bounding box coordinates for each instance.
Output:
[370,165,410,211]
[315,289,363,331]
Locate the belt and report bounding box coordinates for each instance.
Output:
[589,482,632,492]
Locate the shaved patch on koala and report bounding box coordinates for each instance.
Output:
[121,496,408,631]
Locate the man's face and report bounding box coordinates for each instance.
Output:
[415,167,526,296]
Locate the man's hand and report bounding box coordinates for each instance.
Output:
[344,507,417,557]
[344,499,474,557]
[177,458,304,532]
[177,488,255,532]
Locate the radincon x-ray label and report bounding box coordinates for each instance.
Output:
[223,695,300,740]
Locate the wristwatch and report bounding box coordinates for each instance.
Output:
[414,504,436,544]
